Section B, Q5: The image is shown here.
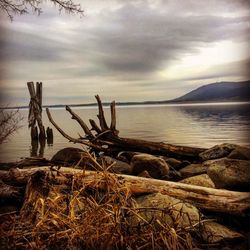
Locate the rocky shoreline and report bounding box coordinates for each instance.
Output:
[0,142,250,249]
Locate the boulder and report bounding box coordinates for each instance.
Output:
[201,221,244,244]
[161,157,190,170]
[206,158,250,190]
[117,151,140,163]
[179,164,207,178]
[131,193,200,229]
[228,146,250,160]
[131,154,169,179]
[51,147,84,164]
[179,174,215,188]
[98,156,132,175]
[199,143,237,161]
[138,170,152,178]
[168,170,182,181]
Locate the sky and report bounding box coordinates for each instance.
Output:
[0,0,249,106]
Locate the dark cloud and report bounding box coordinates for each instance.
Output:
[0,26,69,62]
[85,5,249,76]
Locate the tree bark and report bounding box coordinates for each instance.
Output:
[1,167,249,216]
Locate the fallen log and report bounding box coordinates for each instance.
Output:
[1,167,249,216]
[0,158,52,171]
[46,95,206,160]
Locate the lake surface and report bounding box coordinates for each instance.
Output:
[0,102,250,162]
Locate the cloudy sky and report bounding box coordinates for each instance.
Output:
[0,0,249,106]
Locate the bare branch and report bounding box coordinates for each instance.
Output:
[65,105,94,139]
[0,0,84,20]
[46,107,83,144]
[95,95,109,131]
[89,119,102,134]
[46,108,105,152]
[110,101,119,135]
[50,0,83,15]
[0,108,23,144]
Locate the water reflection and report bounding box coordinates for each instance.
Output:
[117,103,250,147]
[30,139,46,157]
[169,103,250,146]
[179,104,250,123]
[30,133,53,157]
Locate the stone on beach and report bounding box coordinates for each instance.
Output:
[199,143,237,161]
[206,158,250,190]
[51,147,85,165]
[132,192,200,229]
[161,157,190,170]
[131,154,169,179]
[179,163,207,178]
[179,174,215,188]
[98,156,133,174]
[228,146,250,160]
[201,221,244,244]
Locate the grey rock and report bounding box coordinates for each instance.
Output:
[228,146,250,160]
[168,170,182,181]
[206,158,250,190]
[117,151,140,163]
[201,221,243,244]
[179,174,215,188]
[161,157,190,170]
[179,164,207,178]
[161,157,181,168]
[138,170,152,178]
[51,147,87,166]
[131,193,200,229]
[199,143,237,161]
[131,154,169,179]
[99,156,132,175]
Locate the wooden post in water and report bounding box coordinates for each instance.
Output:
[46,127,53,145]
[27,82,46,142]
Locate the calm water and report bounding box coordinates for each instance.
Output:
[0,102,250,162]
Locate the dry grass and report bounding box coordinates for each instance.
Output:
[1,153,202,250]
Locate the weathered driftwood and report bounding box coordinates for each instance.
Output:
[46,95,205,160]
[1,167,249,216]
[0,158,52,171]
[27,82,46,141]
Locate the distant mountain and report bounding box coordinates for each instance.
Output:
[171,81,250,103]
[2,80,250,110]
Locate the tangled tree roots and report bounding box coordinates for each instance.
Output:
[46,95,205,160]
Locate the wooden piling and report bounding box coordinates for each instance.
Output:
[46,127,53,145]
[27,82,46,142]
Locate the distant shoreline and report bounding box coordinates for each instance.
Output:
[2,100,250,110]
[2,80,249,110]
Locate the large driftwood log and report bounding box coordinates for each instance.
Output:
[46,95,205,160]
[1,167,249,216]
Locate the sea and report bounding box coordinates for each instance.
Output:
[0,102,250,162]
